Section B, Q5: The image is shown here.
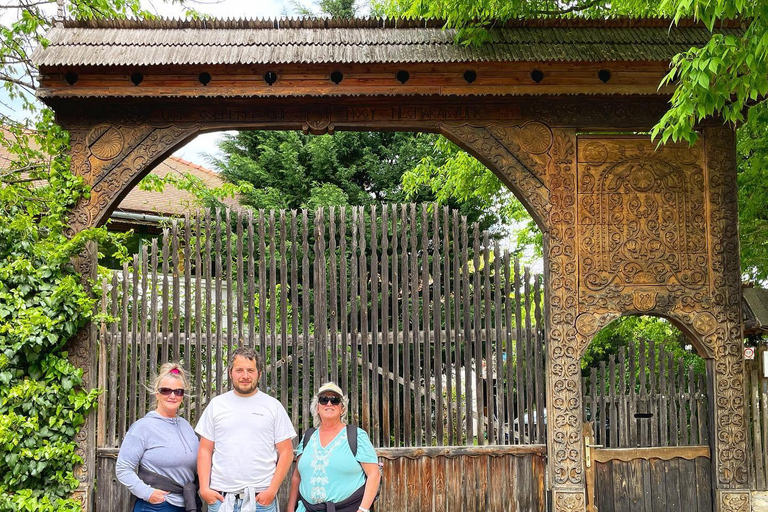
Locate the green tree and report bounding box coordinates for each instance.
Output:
[213,129,504,231]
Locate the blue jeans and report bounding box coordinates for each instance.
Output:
[132,499,185,512]
[207,498,278,512]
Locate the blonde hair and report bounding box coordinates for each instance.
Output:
[152,362,189,394]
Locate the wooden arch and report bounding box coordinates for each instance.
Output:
[35,18,750,512]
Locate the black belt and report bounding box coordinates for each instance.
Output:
[216,491,260,501]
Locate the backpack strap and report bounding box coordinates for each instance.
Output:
[302,425,357,456]
[301,427,317,450]
[346,424,358,456]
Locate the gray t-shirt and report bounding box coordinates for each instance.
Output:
[115,411,199,507]
[196,390,297,492]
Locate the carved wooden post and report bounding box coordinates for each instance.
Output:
[544,129,590,512]
[69,241,99,511]
[704,126,751,512]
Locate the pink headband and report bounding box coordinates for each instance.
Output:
[169,368,180,375]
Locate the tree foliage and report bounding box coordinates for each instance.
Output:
[213,129,505,231]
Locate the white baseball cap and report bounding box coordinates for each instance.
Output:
[317,382,343,396]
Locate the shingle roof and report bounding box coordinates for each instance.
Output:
[33,17,746,67]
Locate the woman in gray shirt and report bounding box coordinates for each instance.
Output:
[116,362,200,512]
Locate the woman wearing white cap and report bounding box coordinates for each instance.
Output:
[286,382,380,512]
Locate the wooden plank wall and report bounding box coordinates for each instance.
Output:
[97,445,547,512]
[745,348,768,490]
[582,338,709,448]
[96,204,547,450]
[593,450,712,512]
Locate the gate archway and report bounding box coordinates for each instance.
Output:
[32,17,750,512]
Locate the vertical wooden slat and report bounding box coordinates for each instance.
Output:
[314,209,323,390]
[599,361,607,446]
[453,211,462,445]
[697,373,709,446]
[183,215,192,406]
[434,208,444,446]
[139,246,149,420]
[301,211,310,427]
[120,261,130,440]
[483,234,494,444]
[108,272,119,446]
[639,338,648,447]
[422,205,432,446]
[401,205,412,444]
[658,344,668,446]
[628,341,637,447]
[668,354,678,447]
[609,354,618,448]
[533,274,545,445]
[504,252,514,446]
[247,211,256,347]
[649,339,658,447]
[350,208,360,424]
[214,211,224,392]
[461,216,472,445]
[760,363,768,486]
[193,215,203,424]
[410,205,421,446]
[269,211,278,391]
[391,205,401,446]
[161,229,170,365]
[688,366,699,445]
[329,208,339,385]
[339,207,349,401]
[523,266,534,445]
[678,360,687,445]
[171,220,180,363]
[380,206,391,447]
[618,347,627,448]
[514,257,524,445]
[442,207,453,446]
[221,212,234,372]
[370,205,380,446]
[129,254,140,426]
[280,211,288,408]
[258,210,267,387]
[290,211,300,430]
[203,212,213,403]
[235,211,244,347]
[472,223,484,445]
[359,207,370,434]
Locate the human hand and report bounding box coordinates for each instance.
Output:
[148,489,169,504]
[256,489,276,506]
[199,487,224,505]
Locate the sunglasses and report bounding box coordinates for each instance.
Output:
[158,387,185,397]
[318,395,341,405]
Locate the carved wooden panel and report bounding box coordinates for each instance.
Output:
[65,123,200,235]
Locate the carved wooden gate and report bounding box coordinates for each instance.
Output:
[32,18,752,512]
[582,339,713,512]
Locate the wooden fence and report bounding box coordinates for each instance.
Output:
[96,204,547,451]
[583,338,709,448]
[746,348,768,490]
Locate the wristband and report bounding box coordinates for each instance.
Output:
[359,508,370,512]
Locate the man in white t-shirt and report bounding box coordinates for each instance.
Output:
[197,346,297,512]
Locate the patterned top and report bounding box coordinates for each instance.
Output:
[296,427,378,511]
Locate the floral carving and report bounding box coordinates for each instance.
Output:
[718,491,751,512]
[553,489,586,512]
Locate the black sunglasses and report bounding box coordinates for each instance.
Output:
[318,395,341,405]
[158,387,185,397]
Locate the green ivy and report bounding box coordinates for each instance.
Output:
[0,122,106,511]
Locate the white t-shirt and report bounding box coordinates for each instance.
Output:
[195,390,297,492]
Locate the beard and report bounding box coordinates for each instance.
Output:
[232,378,258,395]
